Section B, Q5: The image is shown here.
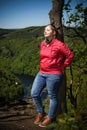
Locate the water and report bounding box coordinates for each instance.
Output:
[16,74,34,99]
[17,74,48,100]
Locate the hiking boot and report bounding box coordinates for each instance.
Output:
[34,112,46,124]
[39,117,52,127]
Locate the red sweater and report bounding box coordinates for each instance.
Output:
[40,38,74,74]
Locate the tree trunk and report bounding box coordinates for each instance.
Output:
[49,0,64,42]
[49,0,67,114]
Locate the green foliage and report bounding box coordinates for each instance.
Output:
[63,0,87,44]
[0,26,44,75]
[0,69,23,102]
[47,112,87,130]
[46,114,79,130]
[0,26,44,102]
[64,28,87,110]
[64,1,87,28]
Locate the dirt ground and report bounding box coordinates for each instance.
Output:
[0,99,46,130]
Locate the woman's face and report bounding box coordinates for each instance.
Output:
[44,25,56,39]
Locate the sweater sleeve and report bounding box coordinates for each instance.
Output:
[59,41,74,69]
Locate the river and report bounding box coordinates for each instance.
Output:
[17,74,34,99]
[17,74,48,100]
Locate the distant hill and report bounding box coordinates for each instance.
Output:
[0,26,45,75]
[0,28,16,39]
[0,26,45,40]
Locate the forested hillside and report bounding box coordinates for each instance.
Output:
[0,26,87,108]
[0,26,44,75]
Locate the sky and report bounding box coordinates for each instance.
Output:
[0,0,86,29]
[0,0,52,29]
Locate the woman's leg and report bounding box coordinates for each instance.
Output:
[46,74,63,119]
[31,72,46,113]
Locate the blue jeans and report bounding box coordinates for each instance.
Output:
[31,72,63,119]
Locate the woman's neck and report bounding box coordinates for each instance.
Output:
[45,37,55,44]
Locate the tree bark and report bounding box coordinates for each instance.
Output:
[49,0,67,114]
[49,0,64,41]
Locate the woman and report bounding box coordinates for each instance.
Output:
[31,24,74,127]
